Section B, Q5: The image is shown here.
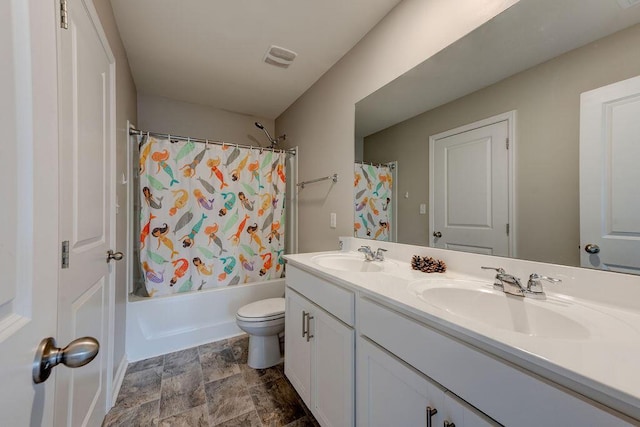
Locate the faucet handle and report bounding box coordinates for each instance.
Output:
[358,245,371,251]
[375,248,387,261]
[481,266,506,274]
[527,273,561,294]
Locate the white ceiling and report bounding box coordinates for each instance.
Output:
[110,0,403,119]
[355,0,640,138]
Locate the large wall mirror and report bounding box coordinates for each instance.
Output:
[354,0,640,274]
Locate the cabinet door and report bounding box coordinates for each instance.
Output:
[311,307,355,427]
[357,337,445,427]
[285,288,312,406]
[442,391,501,427]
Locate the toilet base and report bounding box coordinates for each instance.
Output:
[247,334,282,369]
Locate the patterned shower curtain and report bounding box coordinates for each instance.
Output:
[137,134,286,297]
[354,162,393,241]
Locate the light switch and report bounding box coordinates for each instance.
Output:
[330,212,337,228]
[404,192,409,199]
[419,203,426,214]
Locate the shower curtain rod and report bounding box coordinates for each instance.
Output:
[129,128,296,155]
[356,160,395,169]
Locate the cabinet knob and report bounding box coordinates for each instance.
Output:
[426,406,438,427]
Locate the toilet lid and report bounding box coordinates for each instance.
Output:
[237,297,285,319]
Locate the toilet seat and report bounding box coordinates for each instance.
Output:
[236,297,285,322]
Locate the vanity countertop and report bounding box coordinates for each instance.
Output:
[284,250,640,421]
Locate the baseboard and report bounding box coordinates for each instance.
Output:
[111,354,128,407]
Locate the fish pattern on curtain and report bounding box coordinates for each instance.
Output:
[138,135,286,297]
[353,163,392,241]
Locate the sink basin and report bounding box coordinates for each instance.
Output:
[408,279,590,339]
[311,254,395,273]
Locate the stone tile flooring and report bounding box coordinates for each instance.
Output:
[103,335,319,427]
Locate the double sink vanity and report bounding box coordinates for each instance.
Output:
[283,238,640,426]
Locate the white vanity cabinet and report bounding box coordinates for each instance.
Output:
[357,336,498,427]
[285,266,355,427]
[358,296,634,427]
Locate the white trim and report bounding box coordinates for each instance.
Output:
[126,121,135,295]
[428,110,516,257]
[387,161,398,243]
[110,354,128,408]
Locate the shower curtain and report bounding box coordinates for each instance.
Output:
[136,134,287,297]
[354,162,393,241]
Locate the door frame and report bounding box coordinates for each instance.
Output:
[55,0,118,413]
[428,110,516,257]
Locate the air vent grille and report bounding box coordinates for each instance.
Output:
[263,45,297,69]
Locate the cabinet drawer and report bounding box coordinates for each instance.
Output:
[358,297,634,427]
[286,266,355,326]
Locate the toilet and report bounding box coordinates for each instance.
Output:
[236,297,286,369]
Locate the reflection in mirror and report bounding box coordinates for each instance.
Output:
[353,161,397,242]
[354,0,640,273]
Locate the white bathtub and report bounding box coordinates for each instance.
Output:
[126,279,286,361]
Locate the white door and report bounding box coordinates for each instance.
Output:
[430,115,512,256]
[284,288,312,406]
[57,0,116,425]
[0,0,60,425]
[580,76,640,275]
[311,306,354,427]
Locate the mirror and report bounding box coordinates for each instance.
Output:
[354,0,640,273]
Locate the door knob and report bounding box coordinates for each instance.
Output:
[107,250,124,262]
[433,231,442,238]
[584,244,600,254]
[33,337,99,384]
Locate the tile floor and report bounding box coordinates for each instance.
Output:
[103,335,319,427]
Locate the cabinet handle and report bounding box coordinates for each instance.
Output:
[444,422,455,427]
[426,406,438,427]
[302,311,308,338]
[306,314,314,342]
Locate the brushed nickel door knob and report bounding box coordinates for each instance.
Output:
[107,250,124,262]
[33,337,99,384]
[584,244,600,254]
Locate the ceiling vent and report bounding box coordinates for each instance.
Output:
[263,45,297,69]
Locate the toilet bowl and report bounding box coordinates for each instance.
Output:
[236,297,285,369]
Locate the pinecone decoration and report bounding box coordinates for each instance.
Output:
[411,255,447,273]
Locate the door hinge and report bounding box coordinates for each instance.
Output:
[505,138,509,149]
[60,0,69,29]
[506,223,510,236]
[61,240,70,269]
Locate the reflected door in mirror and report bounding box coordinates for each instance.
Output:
[580,75,640,275]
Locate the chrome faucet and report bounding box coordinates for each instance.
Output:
[358,246,388,261]
[481,267,561,299]
[481,266,526,297]
[358,246,376,261]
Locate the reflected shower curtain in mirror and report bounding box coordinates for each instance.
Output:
[137,134,286,297]
[354,162,393,240]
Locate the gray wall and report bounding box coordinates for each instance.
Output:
[94,0,138,373]
[364,24,640,266]
[275,0,518,253]
[138,94,275,145]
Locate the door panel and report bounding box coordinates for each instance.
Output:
[357,337,445,427]
[431,119,510,256]
[0,0,59,425]
[284,289,312,406]
[312,308,354,427]
[57,0,114,425]
[580,76,640,273]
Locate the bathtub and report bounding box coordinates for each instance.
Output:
[126,279,286,361]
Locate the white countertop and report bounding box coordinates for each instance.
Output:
[284,250,640,421]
